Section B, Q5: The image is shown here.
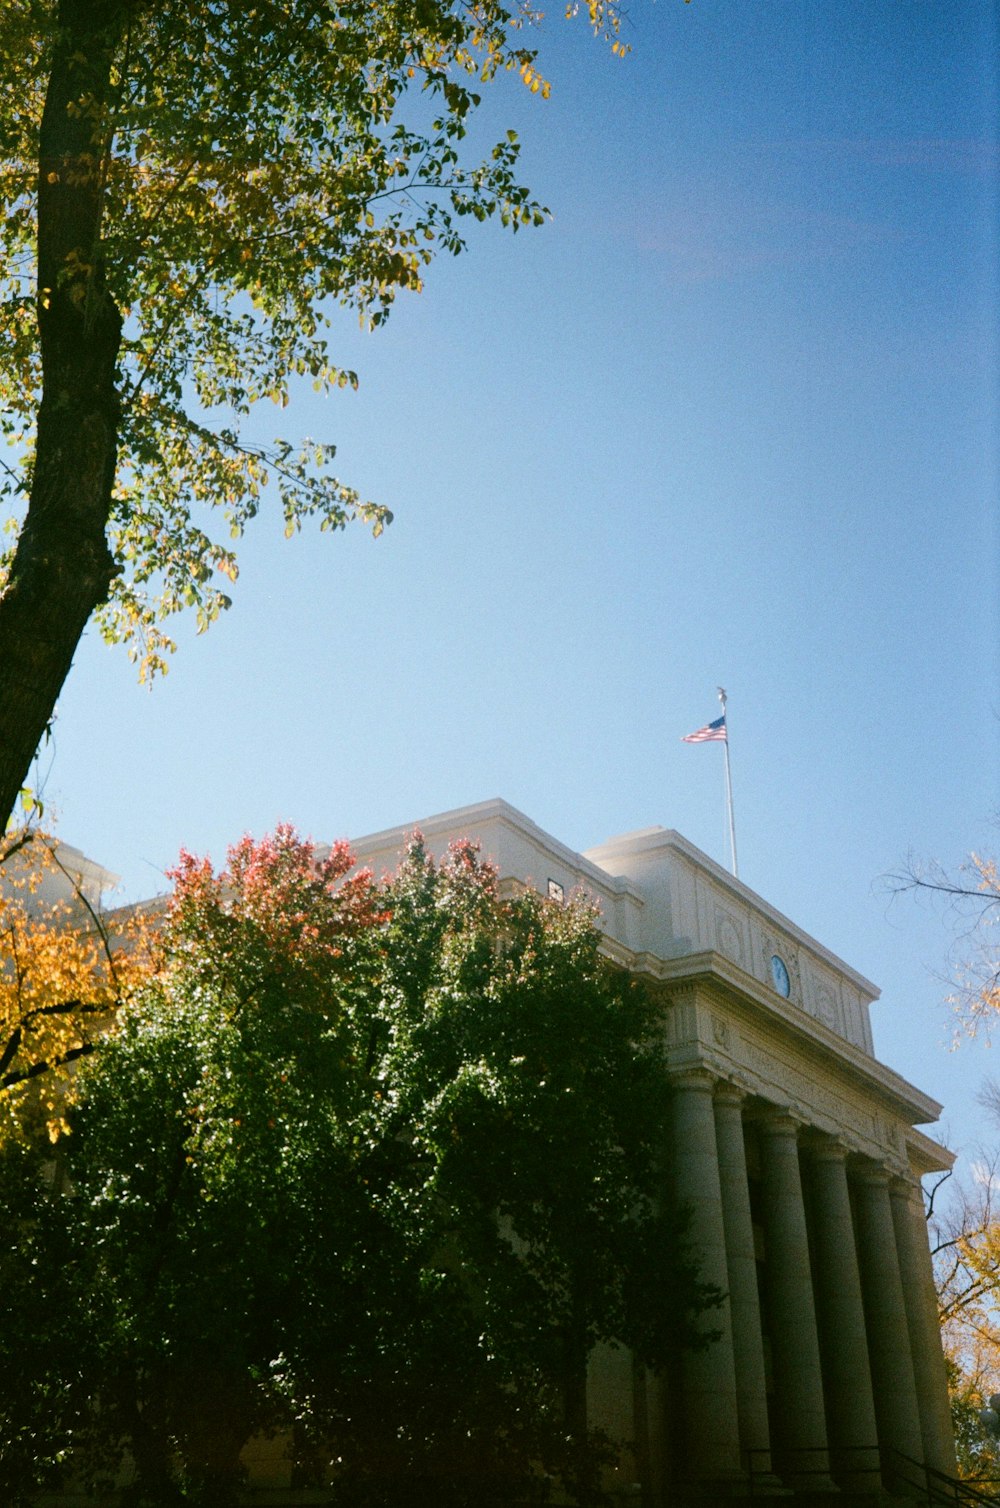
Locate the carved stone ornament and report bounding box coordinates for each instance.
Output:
[715,906,744,967]
[813,979,839,1031]
[712,1014,732,1050]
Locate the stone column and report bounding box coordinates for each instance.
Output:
[890,1175,958,1477]
[758,1109,834,1490]
[806,1140,880,1489]
[713,1085,773,1480]
[853,1163,925,1476]
[671,1068,742,1482]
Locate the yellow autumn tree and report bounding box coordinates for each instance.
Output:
[0,829,148,1143]
[890,849,1000,1042]
[949,854,1000,1039]
[891,842,1000,1477]
[929,1138,1000,1479]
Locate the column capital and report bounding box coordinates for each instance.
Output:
[853,1159,892,1190]
[671,1065,717,1095]
[889,1171,924,1203]
[756,1104,803,1140]
[803,1133,849,1165]
[713,1080,746,1111]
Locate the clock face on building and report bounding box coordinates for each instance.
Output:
[770,953,791,998]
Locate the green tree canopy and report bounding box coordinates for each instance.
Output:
[0,0,627,832]
[0,826,713,1507]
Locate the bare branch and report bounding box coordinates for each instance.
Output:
[2,1040,96,1088]
[36,832,121,994]
[926,1167,954,1222]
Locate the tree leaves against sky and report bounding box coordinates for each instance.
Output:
[0,0,621,681]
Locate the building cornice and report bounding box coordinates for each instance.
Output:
[348,797,646,904]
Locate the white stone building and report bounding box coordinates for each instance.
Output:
[345,799,956,1504]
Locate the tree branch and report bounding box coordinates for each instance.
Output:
[2,1039,96,1088]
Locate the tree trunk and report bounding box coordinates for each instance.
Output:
[0,0,127,831]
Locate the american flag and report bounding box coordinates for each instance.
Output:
[681,715,727,744]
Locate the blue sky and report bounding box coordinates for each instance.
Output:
[37,1,999,1157]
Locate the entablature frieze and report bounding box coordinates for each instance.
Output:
[654,963,940,1124]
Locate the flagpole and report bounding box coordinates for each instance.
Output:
[718,686,739,880]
